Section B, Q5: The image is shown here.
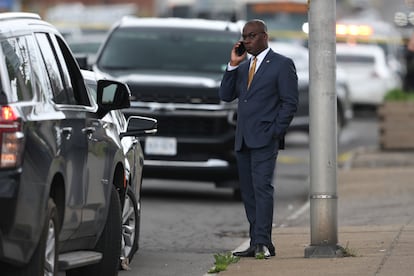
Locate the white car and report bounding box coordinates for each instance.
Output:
[336,43,402,106]
[269,41,353,134]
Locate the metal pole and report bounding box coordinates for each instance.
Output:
[304,0,342,258]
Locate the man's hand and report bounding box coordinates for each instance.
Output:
[230,41,247,66]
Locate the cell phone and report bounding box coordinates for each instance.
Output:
[235,42,246,56]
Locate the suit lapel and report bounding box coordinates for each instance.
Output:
[239,62,250,96]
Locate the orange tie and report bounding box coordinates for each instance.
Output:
[247,56,257,89]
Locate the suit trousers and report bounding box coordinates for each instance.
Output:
[236,138,279,247]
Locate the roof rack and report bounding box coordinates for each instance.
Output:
[0,12,41,21]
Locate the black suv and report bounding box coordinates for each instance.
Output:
[94,17,242,193]
[0,13,156,275]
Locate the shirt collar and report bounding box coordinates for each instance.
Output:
[251,47,270,62]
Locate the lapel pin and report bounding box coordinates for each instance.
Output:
[266,60,270,63]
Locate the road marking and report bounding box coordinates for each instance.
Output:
[287,200,310,221]
[232,239,251,253]
[278,155,307,164]
[278,149,355,166]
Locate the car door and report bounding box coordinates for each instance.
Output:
[35,32,112,239]
[53,35,122,238]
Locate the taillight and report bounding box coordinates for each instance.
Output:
[0,106,23,168]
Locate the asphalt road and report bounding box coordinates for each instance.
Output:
[57,111,377,276]
[116,111,378,276]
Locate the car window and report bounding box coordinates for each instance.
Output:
[98,27,238,73]
[336,53,377,77]
[25,34,55,103]
[1,36,35,102]
[35,33,91,106]
[35,33,74,104]
[54,35,92,106]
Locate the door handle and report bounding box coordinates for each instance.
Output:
[82,127,96,134]
[82,127,96,140]
[60,127,72,140]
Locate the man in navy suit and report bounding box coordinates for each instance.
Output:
[219,19,298,259]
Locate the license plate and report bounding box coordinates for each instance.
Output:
[145,137,177,156]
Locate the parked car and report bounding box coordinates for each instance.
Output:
[336,43,402,107]
[336,17,406,80]
[93,17,242,195]
[0,12,156,275]
[269,41,353,135]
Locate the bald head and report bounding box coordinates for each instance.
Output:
[244,19,268,33]
[242,19,269,56]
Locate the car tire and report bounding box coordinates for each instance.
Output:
[2,198,59,276]
[120,186,140,269]
[67,185,121,276]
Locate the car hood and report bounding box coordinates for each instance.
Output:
[94,68,225,104]
[97,68,222,87]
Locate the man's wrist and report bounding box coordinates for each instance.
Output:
[227,62,239,71]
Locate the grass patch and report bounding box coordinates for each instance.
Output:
[208,252,240,273]
[383,89,414,102]
[255,252,266,259]
[338,241,359,257]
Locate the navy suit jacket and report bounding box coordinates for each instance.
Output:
[219,49,299,151]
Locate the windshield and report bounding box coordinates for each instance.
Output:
[98,27,239,73]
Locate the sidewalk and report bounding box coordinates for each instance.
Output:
[219,148,414,276]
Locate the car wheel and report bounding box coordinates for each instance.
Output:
[67,185,121,276]
[120,186,140,270]
[43,199,59,276]
[2,198,59,276]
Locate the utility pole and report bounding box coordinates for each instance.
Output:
[305,0,343,258]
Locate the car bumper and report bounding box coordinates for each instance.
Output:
[143,158,239,183]
[126,106,239,183]
[0,171,45,266]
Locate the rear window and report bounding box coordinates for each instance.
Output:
[336,55,375,64]
[98,27,239,73]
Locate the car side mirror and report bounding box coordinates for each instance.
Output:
[96,79,131,118]
[121,116,157,138]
